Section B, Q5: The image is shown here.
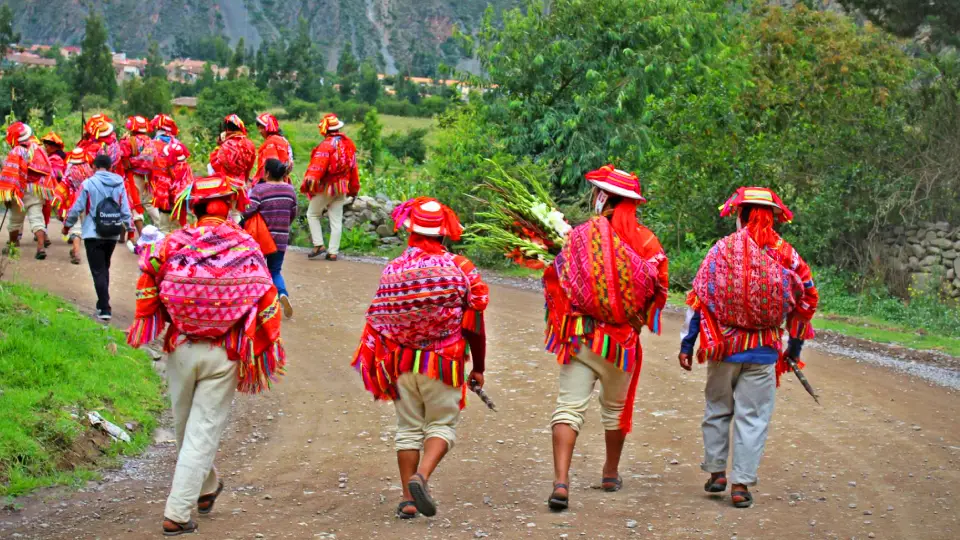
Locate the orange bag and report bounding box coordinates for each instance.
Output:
[244,213,277,256]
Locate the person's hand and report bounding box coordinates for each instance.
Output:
[468,371,484,389]
[678,352,693,371]
[61,225,70,236]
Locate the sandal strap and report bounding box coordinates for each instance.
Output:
[553,483,568,490]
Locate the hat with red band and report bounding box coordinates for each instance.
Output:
[585,165,647,202]
[719,186,793,223]
[255,113,280,133]
[224,114,247,134]
[125,115,150,134]
[391,197,463,241]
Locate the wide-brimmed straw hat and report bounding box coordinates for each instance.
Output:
[585,165,647,202]
[719,186,794,223]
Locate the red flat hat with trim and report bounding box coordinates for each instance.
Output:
[720,186,793,223]
[391,197,463,241]
[41,131,64,147]
[585,165,646,202]
[224,114,247,134]
[67,147,89,164]
[255,113,280,133]
[5,122,32,146]
[318,113,344,135]
[151,114,179,136]
[125,115,150,134]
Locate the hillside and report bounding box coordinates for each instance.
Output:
[3,0,521,74]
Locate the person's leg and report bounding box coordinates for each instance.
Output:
[266,251,288,297]
[162,342,199,525]
[587,348,636,487]
[306,195,329,253]
[100,240,116,313]
[164,343,237,528]
[550,357,600,496]
[23,193,47,257]
[84,239,109,313]
[730,363,777,493]
[702,361,739,481]
[326,195,347,256]
[418,374,463,480]
[394,373,426,515]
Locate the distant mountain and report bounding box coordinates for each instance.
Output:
[3,0,522,75]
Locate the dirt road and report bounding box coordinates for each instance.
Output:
[1,238,958,539]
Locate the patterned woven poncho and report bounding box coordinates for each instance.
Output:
[127,218,286,393]
[210,133,257,184]
[0,142,55,207]
[544,216,666,371]
[352,246,489,404]
[301,134,359,197]
[53,163,93,221]
[688,228,818,383]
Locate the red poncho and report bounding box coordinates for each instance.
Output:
[0,141,55,207]
[127,217,286,393]
[254,134,293,183]
[300,134,359,198]
[210,133,256,185]
[53,162,93,221]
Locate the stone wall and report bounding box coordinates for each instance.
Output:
[341,195,404,249]
[882,221,960,298]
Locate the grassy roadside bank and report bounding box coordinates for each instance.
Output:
[0,282,164,499]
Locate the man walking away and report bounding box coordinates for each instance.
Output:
[63,154,132,320]
[126,175,286,536]
[243,158,298,318]
[301,113,359,261]
[678,187,819,508]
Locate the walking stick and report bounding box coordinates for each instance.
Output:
[784,355,820,405]
[469,380,497,412]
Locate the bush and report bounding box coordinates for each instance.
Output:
[0,67,71,125]
[383,128,428,164]
[121,76,172,117]
[284,99,320,121]
[79,94,112,112]
[195,78,268,137]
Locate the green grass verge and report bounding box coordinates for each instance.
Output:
[0,282,164,498]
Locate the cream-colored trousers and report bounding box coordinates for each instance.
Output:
[164,342,237,523]
[394,372,462,451]
[10,191,46,234]
[551,346,633,433]
[306,193,347,255]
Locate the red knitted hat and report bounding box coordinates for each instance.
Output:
[256,112,280,133]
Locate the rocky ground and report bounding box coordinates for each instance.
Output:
[1,238,958,540]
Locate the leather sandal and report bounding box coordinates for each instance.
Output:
[396,500,418,519]
[162,518,197,536]
[197,480,224,515]
[548,483,569,511]
[601,475,622,492]
[731,490,754,508]
[407,473,437,517]
[704,473,728,493]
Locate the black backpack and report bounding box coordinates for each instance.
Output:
[92,184,125,237]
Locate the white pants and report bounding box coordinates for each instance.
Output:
[701,361,776,486]
[306,193,347,254]
[164,342,237,523]
[10,191,46,234]
[394,373,462,451]
[551,346,633,433]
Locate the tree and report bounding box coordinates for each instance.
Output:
[395,71,421,105]
[0,4,21,61]
[0,67,70,124]
[145,40,167,79]
[73,12,117,106]
[196,78,268,137]
[290,18,325,102]
[838,0,960,48]
[357,61,382,105]
[357,108,384,178]
[196,62,216,93]
[228,37,245,80]
[337,42,359,99]
[122,77,172,117]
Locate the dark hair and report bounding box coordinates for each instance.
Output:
[224,121,241,132]
[93,154,113,170]
[264,158,287,180]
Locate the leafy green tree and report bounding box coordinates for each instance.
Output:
[228,37,245,80]
[357,108,384,178]
[73,12,117,106]
[0,4,21,62]
[384,128,428,164]
[196,78,268,137]
[0,67,70,124]
[196,62,216,93]
[466,0,731,195]
[337,42,359,99]
[839,0,960,47]
[122,77,172,117]
[145,40,167,79]
[357,61,382,105]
